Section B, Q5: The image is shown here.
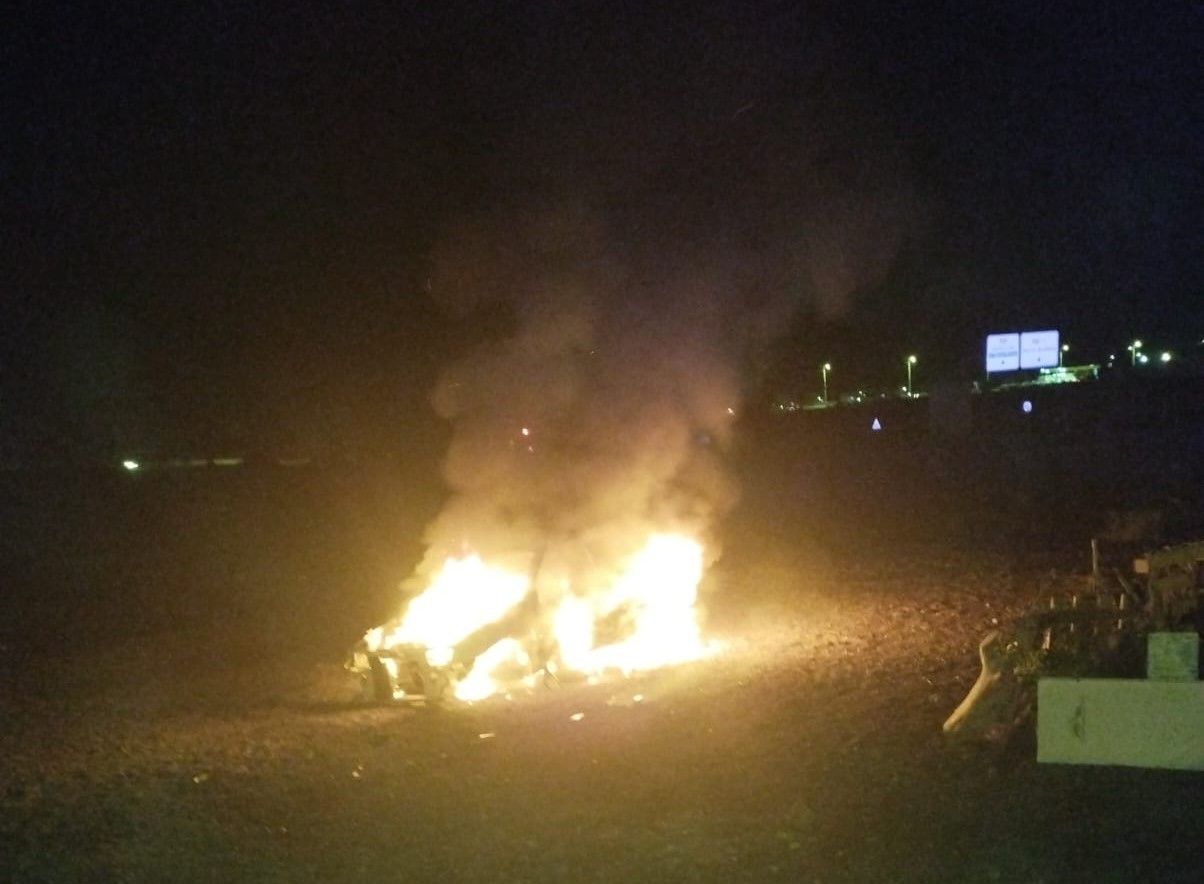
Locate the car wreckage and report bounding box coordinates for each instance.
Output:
[348,589,548,703]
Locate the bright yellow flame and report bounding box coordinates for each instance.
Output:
[454,638,530,702]
[368,554,529,651]
[552,534,711,676]
[366,533,714,701]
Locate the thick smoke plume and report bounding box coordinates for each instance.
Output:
[405,106,921,608]
[411,205,744,600]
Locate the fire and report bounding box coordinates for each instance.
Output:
[454,637,531,702]
[553,534,708,676]
[363,533,715,701]
[364,553,529,657]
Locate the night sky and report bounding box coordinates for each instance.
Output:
[3,1,1200,460]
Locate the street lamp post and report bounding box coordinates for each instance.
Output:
[1059,343,1069,367]
[1128,339,1143,367]
[906,354,917,398]
[821,362,831,404]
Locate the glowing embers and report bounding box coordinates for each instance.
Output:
[361,533,715,702]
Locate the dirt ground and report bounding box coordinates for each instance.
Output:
[2,540,1201,884]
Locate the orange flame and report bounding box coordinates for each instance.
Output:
[365,533,715,700]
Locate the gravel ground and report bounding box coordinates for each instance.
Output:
[2,544,1201,883]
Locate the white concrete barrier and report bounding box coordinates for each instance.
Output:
[1037,678,1204,771]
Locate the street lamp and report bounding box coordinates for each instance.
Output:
[1160,351,1172,364]
[1059,343,1069,367]
[906,354,917,398]
[821,362,831,404]
[1127,339,1143,366]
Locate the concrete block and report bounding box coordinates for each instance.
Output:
[1037,678,1204,771]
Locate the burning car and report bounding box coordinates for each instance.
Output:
[349,533,717,704]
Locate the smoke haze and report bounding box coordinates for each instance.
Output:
[413,205,737,594]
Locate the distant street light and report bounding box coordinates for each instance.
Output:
[1059,343,1069,367]
[906,354,917,398]
[1127,339,1143,366]
[1160,351,1172,363]
[821,363,831,404]
[122,459,139,471]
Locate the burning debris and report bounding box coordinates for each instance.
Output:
[352,207,746,703]
[353,533,716,703]
[349,168,914,702]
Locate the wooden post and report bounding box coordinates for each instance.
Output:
[1091,538,1100,589]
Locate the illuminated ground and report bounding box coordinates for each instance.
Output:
[2,543,1200,883]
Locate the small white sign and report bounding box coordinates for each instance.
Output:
[1020,330,1060,369]
[985,333,1020,372]
[871,417,882,431]
[1147,633,1199,681]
